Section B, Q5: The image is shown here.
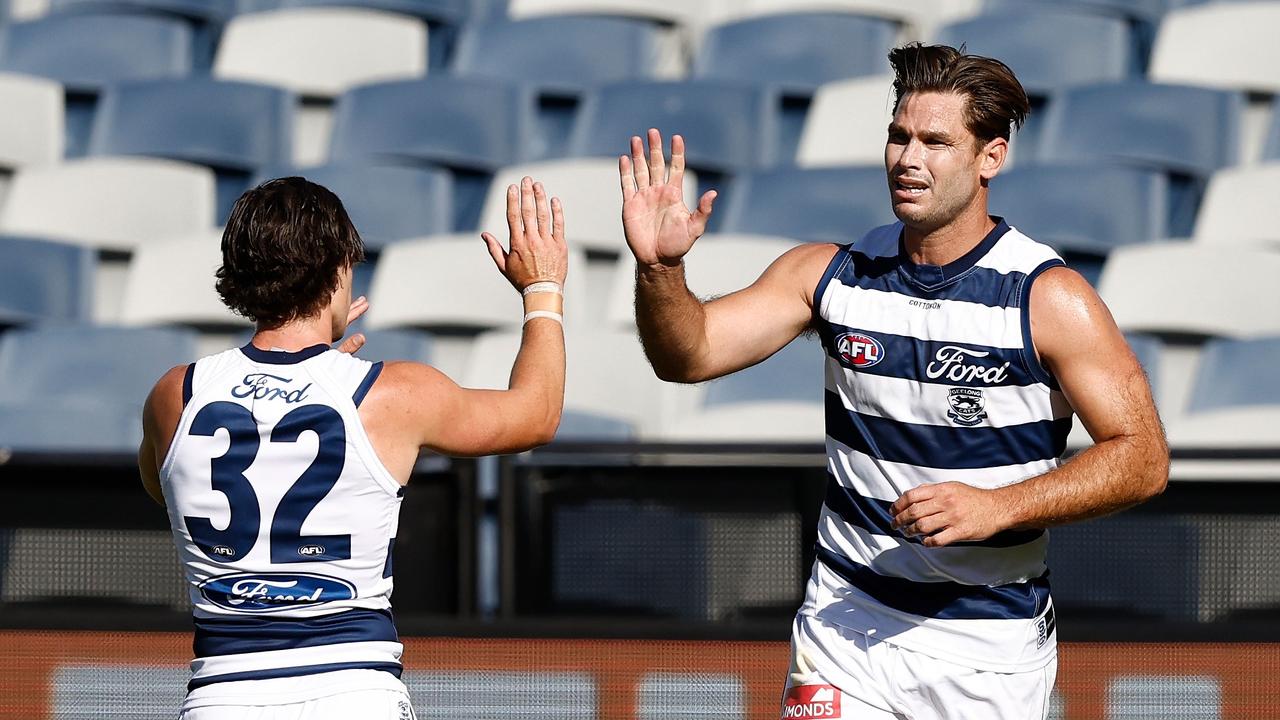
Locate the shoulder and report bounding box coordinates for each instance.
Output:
[1029,266,1118,357]
[144,364,189,432]
[364,360,460,406]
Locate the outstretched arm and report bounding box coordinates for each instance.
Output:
[890,267,1169,546]
[623,129,836,383]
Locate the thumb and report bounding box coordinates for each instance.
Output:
[690,189,717,236]
[337,333,366,355]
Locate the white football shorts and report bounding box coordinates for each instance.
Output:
[180,669,414,720]
[783,613,1056,720]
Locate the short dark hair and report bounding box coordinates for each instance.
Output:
[216,177,365,328]
[888,42,1030,144]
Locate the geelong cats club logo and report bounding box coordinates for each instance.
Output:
[836,332,884,368]
[947,387,988,426]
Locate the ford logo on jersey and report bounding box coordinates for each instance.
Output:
[199,572,355,613]
[836,332,884,368]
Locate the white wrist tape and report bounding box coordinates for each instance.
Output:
[523,310,564,325]
[522,281,563,296]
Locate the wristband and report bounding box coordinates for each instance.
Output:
[522,281,563,296]
[523,310,564,325]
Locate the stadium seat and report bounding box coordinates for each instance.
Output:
[450,16,665,96]
[934,10,1136,98]
[1262,96,1280,162]
[1038,81,1243,178]
[0,12,194,93]
[119,231,249,329]
[0,325,198,452]
[795,74,895,167]
[50,0,232,22]
[462,329,670,439]
[368,234,587,331]
[659,335,826,442]
[330,77,545,172]
[570,81,784,173]
[275,0,465,23]
[0,157,216,251]
[1192,163,1280,248]
[715,0,982,40]
[254,164,454,248]
[989,164,1169,259]
[718,165,896,245]
[475,158,697,253]
[213,8,427,98]
[1168,336,1280,448]
[505,0,692,24]
[0,72,63,170]
[89,78,293,174]
[1150,2,1280,94]
[692,12,898,93]
[606,235,802,327]
[982,0,1169,23]
[1097,243,1280,338]
[345,328,433,364]
[0,235,94,326]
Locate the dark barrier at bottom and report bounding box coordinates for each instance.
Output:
[2,631,1278,719]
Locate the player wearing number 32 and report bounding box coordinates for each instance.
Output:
[138,176,569,719]
[622,44,1169,719]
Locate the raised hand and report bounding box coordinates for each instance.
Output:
[336,295,370,354]
[482,176,569,291]
[620,128,717,268]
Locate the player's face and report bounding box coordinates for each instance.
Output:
[330,264,353,341]
[884,91,989,233]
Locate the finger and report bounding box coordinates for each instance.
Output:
[647,128,666,185]
[890,485,935,516]
[689,189,718,237]
[337,333,365,355]
[346,295,369,325]
[892,499,943,530]
[618,155,636,201]
[551,197,565,245]
[504,183,521,239]
[923,527,961,548]
[519,176,537,244]
[481,231,507,274]
[533,181,551,238]
[630,135,650,188]
[669,134,687,191]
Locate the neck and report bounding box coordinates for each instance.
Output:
[903,199,996,267]
[252,311,335,352]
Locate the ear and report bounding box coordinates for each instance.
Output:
[978,136,1008,181]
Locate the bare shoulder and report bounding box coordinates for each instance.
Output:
[1029,265,1125,362]
[362,360,461,413]
[761,242,842,299]
[145,365,188,423]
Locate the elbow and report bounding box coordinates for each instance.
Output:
[1141,435,1171,501]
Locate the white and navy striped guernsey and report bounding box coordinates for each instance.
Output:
[160,343,404,691]
[801,219,1070,673]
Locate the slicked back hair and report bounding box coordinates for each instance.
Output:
[216,177,365,328]
[888,42,1030,144]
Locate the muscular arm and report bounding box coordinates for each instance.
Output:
[891,266,1168,546]
[139,364,188,507]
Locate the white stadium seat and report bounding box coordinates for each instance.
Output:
[1193,163,1280,249]
[477,159,698,254]
[1150,3,1280,95]
[796,74,895,167]
[0,157,216,252]
[213,8,427,98]
[605,234,802,327]
[119,230,249,329]
[0,72,63,169]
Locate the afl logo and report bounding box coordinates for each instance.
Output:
[836,332,884,368]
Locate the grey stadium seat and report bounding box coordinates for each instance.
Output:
[344,329,433,364]
[1186,337,1280,415]
[718,166,898,245]
[0,235,94,326]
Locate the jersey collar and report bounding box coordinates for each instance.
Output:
[897,216,1010,290]
[240,342,330,364]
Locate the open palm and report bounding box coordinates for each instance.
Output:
[620,129,717,267]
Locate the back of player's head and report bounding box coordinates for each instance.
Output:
[217,177,365,328]
[888,42,1030,144]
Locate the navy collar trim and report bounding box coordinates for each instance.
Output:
[240,342,330,365]
[898,217,1010,290]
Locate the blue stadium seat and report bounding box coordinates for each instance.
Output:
[717,166,897,245]
[254,164,454,248]
[344,328,433,363]
[1039,81,1243,178]
[0,235,94,326]
[50,0,235,22]
[934,10,1137,98]
[989,164,1169,257]
[90,78,293,172]
[693,12,897,94]
[0,13,195,156]
[450,16,664,95]
[0,325,198,453]
[569,80,783,173]
[1186,337,1280,413]
[275,0,466,22]
[983,0,1171,22]
[329,77,544,172]
[704,335,824,408]
[89,78,294,220]
[1263,96,1280,162]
